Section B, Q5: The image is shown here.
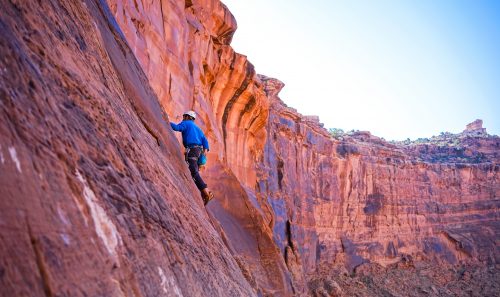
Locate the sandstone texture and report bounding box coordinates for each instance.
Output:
[259,81,499,289]
[1,0,499,296]
[310,261,499,297]
[0,0,255,296]
[106,1,292,295]
[464,119,487,135]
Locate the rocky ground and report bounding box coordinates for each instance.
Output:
[309,260,499,297]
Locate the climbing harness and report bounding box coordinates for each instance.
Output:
[185,145,206,165]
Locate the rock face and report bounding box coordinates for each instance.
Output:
[1,0,499,296]
[259,84,499,278]
[0,0,255,296]
[106,1,293,295]
[464,119,487,135]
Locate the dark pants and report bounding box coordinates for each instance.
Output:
[185,146,207,191]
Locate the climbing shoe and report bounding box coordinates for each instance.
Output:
[202,190,214,205]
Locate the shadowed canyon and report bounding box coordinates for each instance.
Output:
[0,0,498,296]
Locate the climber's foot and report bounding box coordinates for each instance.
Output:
[201,189,214,205]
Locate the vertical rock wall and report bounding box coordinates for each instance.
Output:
[258,76,499,279]
[0,0,257,296]
[107,0,268,186]
[106,1,295,295]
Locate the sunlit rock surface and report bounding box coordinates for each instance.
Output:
[260,80,499,273]
[1,0,498,296]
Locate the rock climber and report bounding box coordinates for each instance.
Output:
[170,110,214,205]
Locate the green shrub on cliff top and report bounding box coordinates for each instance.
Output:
[328,128,345,140]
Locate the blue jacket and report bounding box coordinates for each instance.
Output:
[170,120,209,150]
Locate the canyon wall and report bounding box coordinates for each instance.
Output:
[1,0,498,296]
[259,77,499,277]
[107,0,295,295]
[0,0,257,296]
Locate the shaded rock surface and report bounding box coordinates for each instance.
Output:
[1,0,499,296]
[0,0,255,296]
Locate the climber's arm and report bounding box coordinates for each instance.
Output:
[170,122,185,132]
[201,135,209,152]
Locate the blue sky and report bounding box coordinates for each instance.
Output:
[222,0,500,140]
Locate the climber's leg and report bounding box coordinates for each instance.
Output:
[186,147,207,191]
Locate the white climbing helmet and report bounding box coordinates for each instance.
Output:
[183,110,196,119]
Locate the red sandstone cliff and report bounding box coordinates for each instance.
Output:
[1,0,499,296]
[259,75,499,272]
[0,0,256,296]
[107,1,294,294]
